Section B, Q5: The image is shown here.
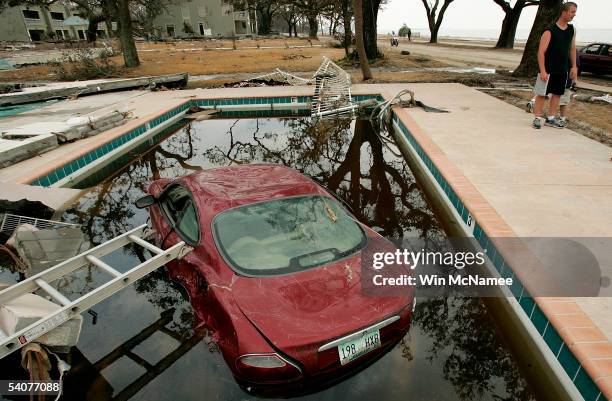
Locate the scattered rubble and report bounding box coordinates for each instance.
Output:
[7,224,86,276]
[0,73,188,107]
[282,53,312,60]
[0,109,133,168]
[0,290,83,352]
[223,78,291,88]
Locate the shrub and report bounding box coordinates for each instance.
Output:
[398,24,411,38]
[51,47,120,81]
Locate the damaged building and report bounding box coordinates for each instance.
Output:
[150,0,256,38]
[0,4,111,42]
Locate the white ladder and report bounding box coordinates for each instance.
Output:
[0,224,192,359]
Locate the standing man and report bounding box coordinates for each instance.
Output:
[532,2,578,129]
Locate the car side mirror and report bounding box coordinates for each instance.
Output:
[135,195,156,209]
[371,226,385,234]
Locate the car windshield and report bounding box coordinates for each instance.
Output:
[213,195,366,276]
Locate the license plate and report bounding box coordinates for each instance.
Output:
[337,329,381,365]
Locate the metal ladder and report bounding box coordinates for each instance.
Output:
[0,224,192,360]
[311,56,355,118]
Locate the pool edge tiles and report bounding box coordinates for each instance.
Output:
[26,94,385,188]
[390,111,609,401]
[28,100,191,187]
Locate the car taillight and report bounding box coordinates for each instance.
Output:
[236,353,302,382]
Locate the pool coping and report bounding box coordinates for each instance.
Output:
[2,84,609,400]
[378,86,611,401]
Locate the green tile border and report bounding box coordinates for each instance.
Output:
[391,112,607,401]
[30,102,191,187]
[28,94,383,188]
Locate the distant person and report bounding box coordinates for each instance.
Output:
[391,31,399,47]
[532,2,578,129]
[408,28,412,42]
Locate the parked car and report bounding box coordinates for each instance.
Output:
[578,42,612,76]
[136,164,415,395]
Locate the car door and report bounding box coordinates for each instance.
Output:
[157,184,222,325]
[157,184,202,284]
[580,43,602,73]
[599,45,612,74]
[157,184,199,244]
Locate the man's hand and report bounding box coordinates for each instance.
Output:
[569,66,578,80]
[540,71,549,81]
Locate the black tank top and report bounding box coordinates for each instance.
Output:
[545,23,574,74]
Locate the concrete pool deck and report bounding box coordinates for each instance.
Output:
[0,83,610,399]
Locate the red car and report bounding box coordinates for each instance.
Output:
[136,164,414,395]
[578,42,612,76]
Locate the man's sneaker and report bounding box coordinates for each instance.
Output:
[545,117,566,129]
[532,117,542,129]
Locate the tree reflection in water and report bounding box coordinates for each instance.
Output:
[58,116,533,400]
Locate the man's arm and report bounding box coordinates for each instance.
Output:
[538,30,551,80]
[569,29,578,80]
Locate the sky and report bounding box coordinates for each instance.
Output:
[377,0,612,37]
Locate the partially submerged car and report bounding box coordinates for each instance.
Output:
[136,164,414,395]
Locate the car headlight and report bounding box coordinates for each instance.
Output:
[236,353,302,382]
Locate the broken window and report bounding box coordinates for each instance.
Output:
[22,9,40,19]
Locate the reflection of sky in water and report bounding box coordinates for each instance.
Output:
[0,118,534,401]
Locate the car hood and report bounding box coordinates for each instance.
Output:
[231,253,411,361]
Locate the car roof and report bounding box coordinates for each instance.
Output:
[181,164,329,215]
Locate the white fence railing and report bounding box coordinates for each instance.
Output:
[0,213,80,237]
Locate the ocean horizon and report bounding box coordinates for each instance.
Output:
[379,28,612,45]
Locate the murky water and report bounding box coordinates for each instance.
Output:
[0,117,535,401]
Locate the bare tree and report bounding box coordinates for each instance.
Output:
[231,0,281,35]
[291,0,333,39]
[353,0,372,79]
[493,0,539,49]
[419,0,455,44]
[513,0,562,77]
[339,0,352,56]
[361,0,383,59]
[280,4,299,36]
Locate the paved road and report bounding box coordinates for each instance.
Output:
[378,39,612,91]
[380,39,523,69]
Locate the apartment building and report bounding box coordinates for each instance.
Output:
[0,4,110,42]
[152,0,256,38]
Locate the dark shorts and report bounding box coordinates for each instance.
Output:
[534,72,568,97]
[545,72,568,96]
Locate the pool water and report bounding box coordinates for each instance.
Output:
[0,117,535,401]
[0,99,60,118]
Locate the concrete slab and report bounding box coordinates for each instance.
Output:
[0,73,188,106]
[0,182,81,211]
[0,134,58,168]
[0,92,188,183]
